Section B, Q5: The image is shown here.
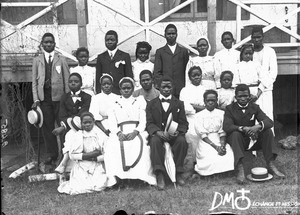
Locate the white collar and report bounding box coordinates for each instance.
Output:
[159,95,172,100]
[237,102,249,108]
[107,48,118,57]
[44,51,55,59]
[71,90,81,96]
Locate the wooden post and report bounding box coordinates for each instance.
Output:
[76,0,88,48]
[207,0,217,54]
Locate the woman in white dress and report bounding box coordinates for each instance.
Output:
[179,66,206,171]
[185,37,217,90]
[70,47,96,96]
[89,74,119,136]
[194,90,234,176]
[132,41,154,89]
[104,77,156,185]
[58,112,116,195]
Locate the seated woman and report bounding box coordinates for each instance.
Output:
[89,74,119,136]
[185,37,217,90]
[179,66,206,172]
[104,77,156,186]
[57,112,116,195]
[194,90,234,176]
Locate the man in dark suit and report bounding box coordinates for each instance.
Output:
[52,72,91,140]
[32,32,70,165]
[146,76,188,190]
[223,84,285,184]
[95,30,133,95]
[153,24,189,98]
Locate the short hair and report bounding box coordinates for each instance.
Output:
[196,37,208,46]
[119,77,134,89]
[240,43,254,61]
[160,76,173,86]
[235,84,250,95]
[221,31,234,40]
[100,73,113,84]
[139,70,153,79]
[165,24,177,32]
[135,41,152,59]
[105,30,118,42]
[69,72,82,83]
[220,70,234,81]
[188,66,202,79]
[251,27,263,36]
[203,89,218,101]
[75,47,89,57]
[80,111,95,121]
[42,32,55,42]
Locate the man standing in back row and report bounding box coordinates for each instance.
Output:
[251,27,278,122]
[153,24,189,98]
[95,30,133,95]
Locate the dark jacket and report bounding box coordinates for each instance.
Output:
[146,96,188,136]
[223,102,274,134]
[153,44,189,96]
[59,91,91,129]
[95,49,133,94]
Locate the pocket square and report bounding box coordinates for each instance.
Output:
[56,65,61,74]
[250,114,255,120]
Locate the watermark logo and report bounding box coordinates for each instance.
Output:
[209,188,251,211]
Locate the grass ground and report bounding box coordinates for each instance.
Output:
[2,136,299,215]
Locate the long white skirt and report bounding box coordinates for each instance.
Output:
[195,133,234,176]
[104,123,156,185]
[58,161,113,195]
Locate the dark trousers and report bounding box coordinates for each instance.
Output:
[149,134,188,174]
[40,99,60,159]
[227,128,277,167]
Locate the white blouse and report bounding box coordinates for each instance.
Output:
[185,56,216,90]
[132,59,154,88]
[108,96,147,135]
[179,84,206,115]
[70,65,96,96]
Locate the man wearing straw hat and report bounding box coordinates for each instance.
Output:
[146,76,188,190]
[31,33,70,165]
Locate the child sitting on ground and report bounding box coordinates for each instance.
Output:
[53,73,91,174]
[217,70,235,110]
[57,112,116,195]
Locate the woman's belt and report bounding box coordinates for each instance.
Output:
[118,121,143,172]
[247,83,259,87]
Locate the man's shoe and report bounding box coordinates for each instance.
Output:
[156,172,165,190]
[176,173,185,186]
[236,162,246,184]
[268,161,285,178]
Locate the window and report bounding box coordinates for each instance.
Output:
[216,0,250,21]
[141,0,207,22]
[1,0,88,25]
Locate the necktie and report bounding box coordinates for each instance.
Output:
[110,53,113,59]
[48,55,52,63]
[161,98,171,103]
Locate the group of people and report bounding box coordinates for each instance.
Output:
[31,23,285,195]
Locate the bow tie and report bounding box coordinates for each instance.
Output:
[71,94,80,98]
[161,98,171,103]
[239,105,248,110]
